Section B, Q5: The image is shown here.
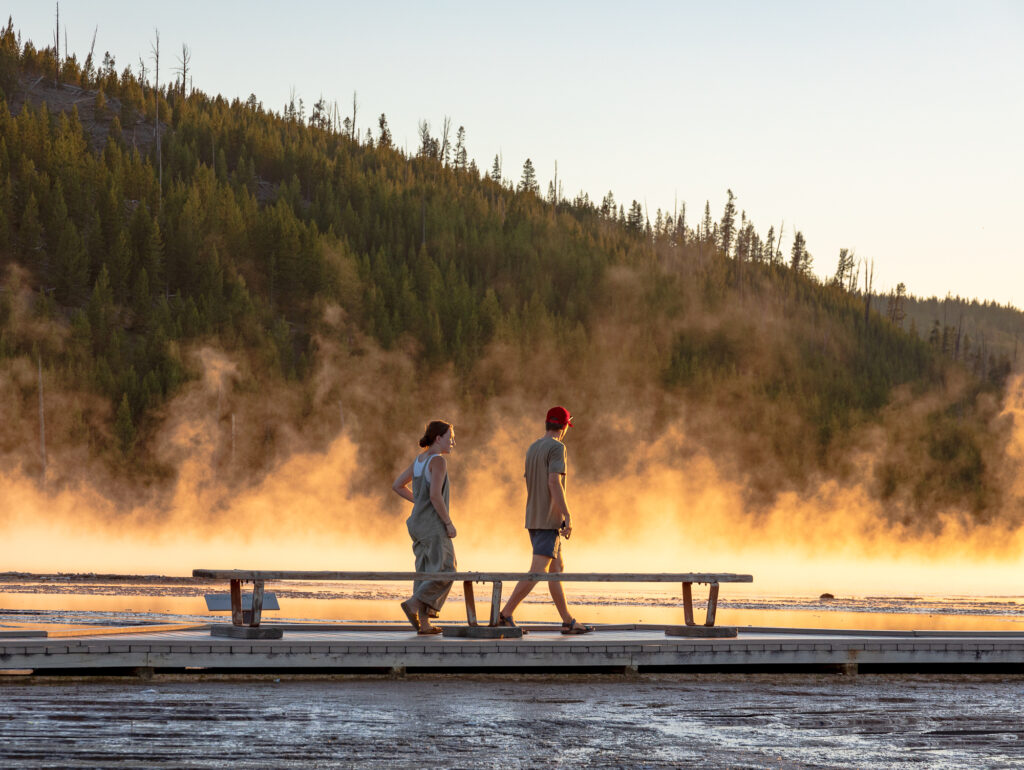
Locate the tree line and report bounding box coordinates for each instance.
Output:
[0,19,1015,518]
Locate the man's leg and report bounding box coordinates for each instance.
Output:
[501,553,551,618]
[545,553,574,625]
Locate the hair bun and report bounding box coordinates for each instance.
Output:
[418,420,452,449]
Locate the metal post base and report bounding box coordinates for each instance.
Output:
[211,625,284,639]
[664,625,737,638]
[442,626,523,639]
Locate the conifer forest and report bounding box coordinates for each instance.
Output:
[1,20,1023,530]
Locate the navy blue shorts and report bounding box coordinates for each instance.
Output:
[529,529,561,559]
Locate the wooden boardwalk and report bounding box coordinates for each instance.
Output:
[4,624,1024,675]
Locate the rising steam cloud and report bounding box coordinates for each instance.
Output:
[2,265,1024,597]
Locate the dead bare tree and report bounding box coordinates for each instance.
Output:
[350,91,358,140]
[845,249,859,292]
[862,257,874,326]
[552,160,559,207]
[176,43,191,96]
[955,311,964,361]
[151,29,162,208]
[83,25,98,85]
[53,2,60,88]
[438,116,452,166]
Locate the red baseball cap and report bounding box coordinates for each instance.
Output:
[546,406,573,427]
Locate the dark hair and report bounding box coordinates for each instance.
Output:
[419,420,452,448]
[545,422,563,432]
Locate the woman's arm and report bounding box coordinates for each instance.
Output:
[391,462,415,503]
[428,455,457,538]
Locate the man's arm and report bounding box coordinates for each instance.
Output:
[548,472,571,537]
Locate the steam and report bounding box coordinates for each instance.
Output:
[2,264,1024,598]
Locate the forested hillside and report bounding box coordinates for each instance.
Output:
[898,294,1022,368]
[0,20,1020,529]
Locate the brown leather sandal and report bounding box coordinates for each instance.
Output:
[498,613,528,635]
[560,617,593,635]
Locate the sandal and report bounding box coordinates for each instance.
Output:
[498,613,528,635]
[400,600,420,631]
[560,617,593,635]
[417,625,443,635]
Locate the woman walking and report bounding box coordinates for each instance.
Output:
[391,420,457,634]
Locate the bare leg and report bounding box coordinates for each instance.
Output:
[501,553,551,618]
[400,597,425,631]
[406,598,425,613]
[545,554,574,625]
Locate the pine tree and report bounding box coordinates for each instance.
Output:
[886,282,907,326]
[129,203,164,289]
[790,231,813,276]
[519,158,538,194]
[490,154,501,183]
[719,189,737,257]
[114,392,135,453]
[453,126,467,171]
[0,174,10,250]
[600,191,615,218]
[54,216,90,304]
[626,200,644,232]
[19,191,43,259]
[377,113,392,148]
[87,264,116,353]
[417,120,437,158]
[0,19,18,97]
[108,231,131,302]
[833,248,855,288]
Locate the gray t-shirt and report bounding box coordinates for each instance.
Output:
[524,435,567,530]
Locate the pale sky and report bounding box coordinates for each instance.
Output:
[6,1,1023,305]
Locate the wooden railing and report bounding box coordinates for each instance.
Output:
[194,569,753,636]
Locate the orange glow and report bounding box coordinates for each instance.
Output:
[3,340,1024,606]
[4,419,1024,598]
[4,588,1024,633]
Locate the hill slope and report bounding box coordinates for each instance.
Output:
[0,22,1021,535]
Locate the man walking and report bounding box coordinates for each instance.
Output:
[499,406,592,634]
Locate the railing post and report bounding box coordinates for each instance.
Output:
[682,582,695,626]
[704,583,719,626]
[464,581,478,626]
[250,580,265,627]
[489,581,503,627]
[230,579,243,626]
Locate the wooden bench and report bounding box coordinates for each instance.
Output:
[193,569,753,639]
